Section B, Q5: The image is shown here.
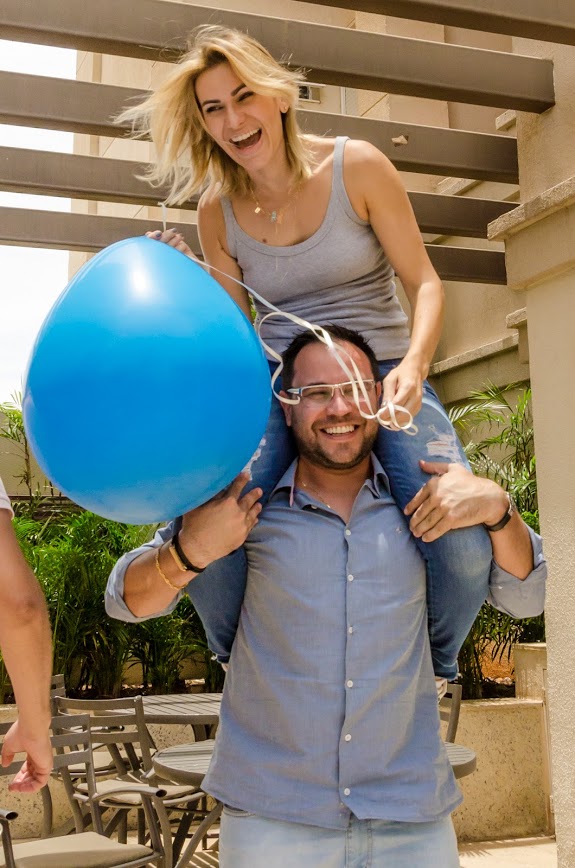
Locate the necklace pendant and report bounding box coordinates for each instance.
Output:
[254,205,262,215]
[270,210,278,223]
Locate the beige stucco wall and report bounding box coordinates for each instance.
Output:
[452,699,548,842]
[487,34,575,867]
[0,412,53,498]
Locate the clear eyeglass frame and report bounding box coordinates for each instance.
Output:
[286,379,377,407]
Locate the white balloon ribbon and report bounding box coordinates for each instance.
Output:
[199,259,418,436]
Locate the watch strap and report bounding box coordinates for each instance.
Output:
[170,521,207,573]
[483,493,515,532]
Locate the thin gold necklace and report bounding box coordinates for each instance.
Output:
[299,478,333,510]
[251,182,301,225]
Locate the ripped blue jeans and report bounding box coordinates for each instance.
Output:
[186,360,492,679]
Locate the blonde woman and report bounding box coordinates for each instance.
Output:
[119,25,496,681]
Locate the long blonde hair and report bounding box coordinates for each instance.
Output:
[118,25,315,203]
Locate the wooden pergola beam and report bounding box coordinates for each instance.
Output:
[0,72,520,184]
[298,0,575,47]
[0,0,554,111]
[0,207,506,284]
[0,146,516,238]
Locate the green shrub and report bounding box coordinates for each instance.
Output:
[450,383,545,698]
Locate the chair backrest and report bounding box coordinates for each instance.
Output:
[0,713,98,802]
[50,674,66,691]
[49,673,67,713]
[0,714,167,866]
[53,694,155,774]
[439,682,462,744]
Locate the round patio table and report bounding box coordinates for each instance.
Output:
[152,740,216,786]
[152,741,220,868]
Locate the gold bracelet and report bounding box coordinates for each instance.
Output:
[154,545,188,592]
[167,539,188,572]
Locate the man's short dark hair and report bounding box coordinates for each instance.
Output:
[281,324,380,389]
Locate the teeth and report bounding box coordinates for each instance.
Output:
[325,425,355,435]
[231,128,260,143]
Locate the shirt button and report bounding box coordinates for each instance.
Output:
[345,529,351,536]
[344,734,352,742]
[347,574,354,582]
[344,787,351,796]
[348,626,354,634]
[346,680,354,688]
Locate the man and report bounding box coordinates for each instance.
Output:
[106,326,546,867]
[0,476,52,792]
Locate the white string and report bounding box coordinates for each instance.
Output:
[199,259,418,436]
[153,215,418,436]
[159,202,168,233]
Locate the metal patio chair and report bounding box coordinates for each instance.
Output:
[0,713,167,868]
[54,695,206,863]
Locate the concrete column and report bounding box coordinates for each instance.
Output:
[489,42,575,862]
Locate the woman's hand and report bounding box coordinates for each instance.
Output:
[145,228,199,261]
[381,356,425,420]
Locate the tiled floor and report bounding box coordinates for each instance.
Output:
[459,837,557,867]
[15,834,558,865]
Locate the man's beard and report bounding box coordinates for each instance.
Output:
[293,421,378,470]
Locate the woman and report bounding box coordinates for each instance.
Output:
[120,25,493,679]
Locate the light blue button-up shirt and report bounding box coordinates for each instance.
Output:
[106,457,546,829]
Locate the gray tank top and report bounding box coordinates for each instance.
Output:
[220,137,410,361]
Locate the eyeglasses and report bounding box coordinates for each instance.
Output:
[286,379,377,407]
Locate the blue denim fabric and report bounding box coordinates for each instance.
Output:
[219,810,459,868]
[187,360,491,678]
[376,360,492,678]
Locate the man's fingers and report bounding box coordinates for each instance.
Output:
[410,505,440,538]
[404,486,427,516]
[409,499,435,537]
[421,516,452,543]
[419,460,450,476]
[240,488,263,514]
[227,472,251,501]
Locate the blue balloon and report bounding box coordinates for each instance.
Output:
[23,237,271,523]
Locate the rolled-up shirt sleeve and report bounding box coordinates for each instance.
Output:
[487,526,546,618]
[105,521,189,622]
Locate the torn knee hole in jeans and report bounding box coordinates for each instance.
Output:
[425,430,462,464]
[242,437,267,479]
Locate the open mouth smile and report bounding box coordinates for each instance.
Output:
[230,128,262,150]
[321,424,359,438]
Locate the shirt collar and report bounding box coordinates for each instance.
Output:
[270,455,390,508]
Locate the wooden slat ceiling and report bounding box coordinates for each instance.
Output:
[0,72,520,183]
[0,0,555,111]
[293,0,575,46]
[2,0,558,284]
[0,147,516,238]
[0,207,507,284]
